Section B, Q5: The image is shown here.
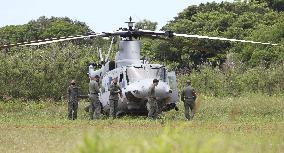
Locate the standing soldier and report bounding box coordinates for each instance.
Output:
[181,80,197,120]
[67,80,80,120]
[109,78,122,119]
[147,79,159,119]
[89,75,101,120]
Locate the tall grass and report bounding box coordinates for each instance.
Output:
[1,94,282,153]
[76,126,283,153]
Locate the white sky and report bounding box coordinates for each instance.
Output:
[0,0,232,32]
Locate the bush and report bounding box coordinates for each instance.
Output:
[0,43,101,100]
[178,63,284,97]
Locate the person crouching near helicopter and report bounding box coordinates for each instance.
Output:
[181,80,197,120]
[147,79,159,119]
[109,78,122,119]
[89,75,102,120]
[67,80,80,120]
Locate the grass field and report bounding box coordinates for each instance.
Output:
[0,93,283,153]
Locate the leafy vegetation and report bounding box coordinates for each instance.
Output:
[0,39,109,100]
[177,63,284,97]
[0,16,90,44]
[135,19,158,30]
[255,0,284,11]
[145,1,284,68]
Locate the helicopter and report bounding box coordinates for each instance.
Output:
[86,17,179,115]
[0,17,277,116]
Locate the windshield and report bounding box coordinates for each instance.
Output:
[126,66,166,83]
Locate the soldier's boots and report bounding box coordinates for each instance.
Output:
[147,102,158,119]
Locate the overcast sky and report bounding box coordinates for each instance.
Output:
[0,0,232,32]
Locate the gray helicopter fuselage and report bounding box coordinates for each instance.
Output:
[89,40,179,115]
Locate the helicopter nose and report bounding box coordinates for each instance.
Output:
[133,90,139,94]
[125,79,172,99]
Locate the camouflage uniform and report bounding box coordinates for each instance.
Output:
[181,85,196,120]
[109,83,121,118]
[67,85,80,120]
[89,80,101,119]
[147,84,158,119]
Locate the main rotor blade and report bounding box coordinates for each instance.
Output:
[24,34,99,46]
[174,33,278,46]
[0,34,103,49]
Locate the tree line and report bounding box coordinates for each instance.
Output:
[142,1,284,69]
[0,16,90,44]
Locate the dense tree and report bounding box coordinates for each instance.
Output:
[0,40,109,100]
[255,0,284,11]
[0,16,90,44]
[135,19,158,31]
[156,1,283,69]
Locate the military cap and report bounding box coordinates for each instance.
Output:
[95,75,100,78]
[153,79,159,83]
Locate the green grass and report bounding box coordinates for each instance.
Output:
[0,93,283,153]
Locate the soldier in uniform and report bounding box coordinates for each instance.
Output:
[147,79,159,119]
[89,75,101,120]
[67,80,80,120]
[181,80,197,120]
[109,78,122,119]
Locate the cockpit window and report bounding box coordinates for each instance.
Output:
[149,67,166,81]
[126,66,166,83]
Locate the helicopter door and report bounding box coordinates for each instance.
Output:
[167,71,179,104]
[109,61,115,71]
[119,73,126,88]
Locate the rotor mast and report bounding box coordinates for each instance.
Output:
[125,16,135,31]
[115,17,141,67]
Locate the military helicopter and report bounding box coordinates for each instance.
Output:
[0,17,277,116]
[87,17,180,115]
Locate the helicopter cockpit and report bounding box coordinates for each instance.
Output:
[126,65,166,84]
